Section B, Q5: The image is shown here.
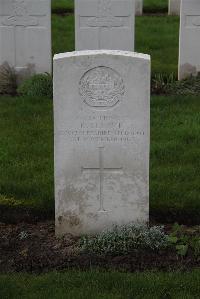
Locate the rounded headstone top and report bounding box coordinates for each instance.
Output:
[54,50,150,62]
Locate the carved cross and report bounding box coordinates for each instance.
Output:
[0,0,44,69]
[82,147,123,212]
[2,0,38,27]
[80,0,127,48]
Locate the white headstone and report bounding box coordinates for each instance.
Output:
[54,50,150,236]
[135,0,143,16]
[179,0,200,80]
[168,0,180,15]
[75,0,135,51]
[0,0,51,78]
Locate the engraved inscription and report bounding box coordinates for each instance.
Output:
[186,15,200,28]
[2,0,38,27]
[192,16,200,26]
[58,115,145,143]
[79,67,125,108]
[79,0,131,48]
[82,0,126,28]
[82,147,123,212]
[0,0,47,69]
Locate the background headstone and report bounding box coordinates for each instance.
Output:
[168,0,180,15]
[75,0,135,51]
[135,0,143,16]
[54,50,150,236]
[179,0,200,80]
[0,0,51,79]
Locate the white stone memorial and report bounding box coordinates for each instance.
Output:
[168,0,180,15]
[75,0,135,51]
[135,0,143,16]
[179,0,200,80]
[0,0,51,78]
[54,50,150,236]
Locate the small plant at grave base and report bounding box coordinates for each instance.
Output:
[151,72,176,95]
[166,73,200,96]
[151,73,200,96]
[0,62,17,95]
[167,223,200,257]
[18,231,29,240]
[80,224,169,255]
[17,73,53,98]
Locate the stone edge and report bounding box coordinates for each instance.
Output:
[53,50,150,62]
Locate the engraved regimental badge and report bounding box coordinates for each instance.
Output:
[79,66,125,108]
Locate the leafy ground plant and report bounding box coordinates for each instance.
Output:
[0,62,17,95]
[166,74,200,95]
[17,73,53,98]
[167,223,200,257]
[152,73,200,95]
[151,72,176,94]
[80,224,169,255]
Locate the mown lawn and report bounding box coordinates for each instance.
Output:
[151,96,200,222]
[0,2,196,222]
[51,0,168,13]
[52,0,74,12]
[0,95,200,222]
[0,269,199,299]
[144,0,168,13]
[0,97,53,211]
[52,14,179,76]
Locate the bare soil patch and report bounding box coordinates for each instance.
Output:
[0,222,199,273]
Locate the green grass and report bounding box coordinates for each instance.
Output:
[0,6,195,221]
[51,0,168,14]
[135,16,179,76]
[0,95,200,221]
[52,15,179,76]
[144,0,168,13]
[0,269,199,299]
[151,96,200,222]
[52,0,74,12]
[52,14,75,54]
[0,96,53,211]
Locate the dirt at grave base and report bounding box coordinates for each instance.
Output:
[0,222,199,274]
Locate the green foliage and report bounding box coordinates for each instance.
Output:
[166,74,200,95]
[17,74,53,98]
[167,223,200,257]
[152,74,200,96]
[152,73,176,94]
[175,244,189,256]
[191,237,200,257]
[80,224,169,255]
[0,62,17,95]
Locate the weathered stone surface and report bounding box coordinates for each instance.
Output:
[135,0,143,16]
[54,50,150,236]
[75,0,135,51]
[168,0,180,15]
[179,0,200,80]
[0,0,51,78]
